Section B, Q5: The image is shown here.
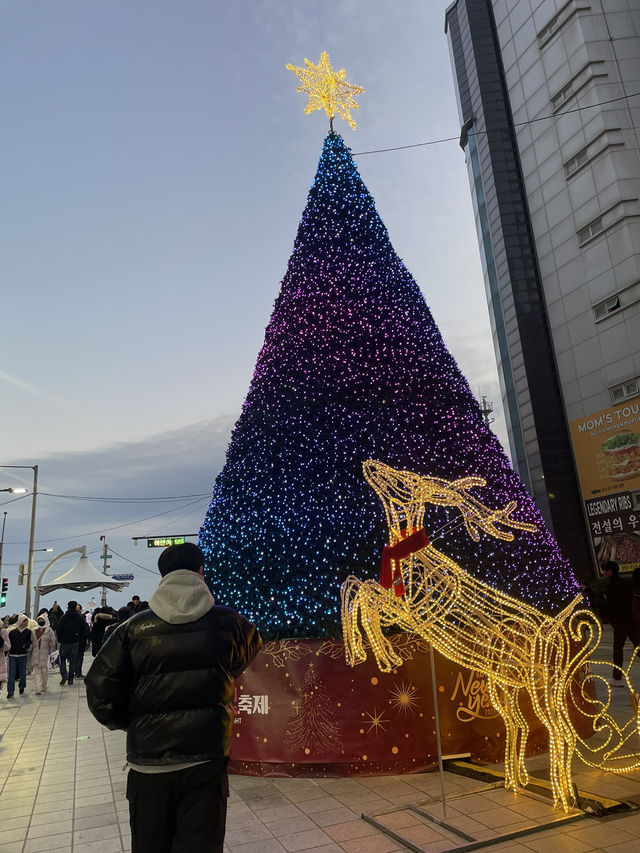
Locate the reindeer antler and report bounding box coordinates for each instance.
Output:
[364,461,537,545]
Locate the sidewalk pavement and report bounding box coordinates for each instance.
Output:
[1,629,640,853]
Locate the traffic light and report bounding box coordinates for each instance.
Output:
[0,577,7,607]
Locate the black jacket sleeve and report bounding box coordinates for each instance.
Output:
[85,627,132,731]
[230,614,262,678]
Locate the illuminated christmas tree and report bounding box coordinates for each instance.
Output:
[199,55,579,636]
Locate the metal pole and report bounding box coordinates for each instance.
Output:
[24,465,38,616]
[429,643,448,819]
[0,511,7,588]
[100,536,109,607]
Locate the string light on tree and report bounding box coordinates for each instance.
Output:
[198,55,580,636]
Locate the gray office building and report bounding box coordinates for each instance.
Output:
[445,0,640,581]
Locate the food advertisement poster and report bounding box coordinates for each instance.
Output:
[569,400,640,571]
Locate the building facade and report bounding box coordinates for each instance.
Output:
[445,0,640,580]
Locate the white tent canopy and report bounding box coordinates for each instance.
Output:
[37,547,127,595]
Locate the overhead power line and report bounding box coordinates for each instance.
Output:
[352,90,640,156]
[39,492,210,503]
[6,496,209,545]
[109,547,159,576]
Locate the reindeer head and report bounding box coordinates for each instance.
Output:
[364,459,537,544]
[363,460,428,542]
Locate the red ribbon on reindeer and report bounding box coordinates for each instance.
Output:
[380,527,430,596]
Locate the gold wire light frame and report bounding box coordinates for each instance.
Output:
[341,460,640,812]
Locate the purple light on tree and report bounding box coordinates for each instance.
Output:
[199,132,579,636]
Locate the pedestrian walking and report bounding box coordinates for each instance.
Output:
[75,607,91,678]
[7,615,32,698]
[0,622,10,693]
[90,607,115,655]
[101,606,132,646]
[86,543,262,853]
[56,600,87,685]
[601,561,640,686]
[31,613,57,695]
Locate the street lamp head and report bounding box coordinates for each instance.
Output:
[0,487,28,494]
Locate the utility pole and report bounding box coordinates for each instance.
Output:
[99,535,111,607]
[0,511,6,585]
[0,512,6,606]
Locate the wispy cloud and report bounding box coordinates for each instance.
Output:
[0,370,60,403]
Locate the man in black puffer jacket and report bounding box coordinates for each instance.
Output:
[85,543,261,853]
[56,600,89,686]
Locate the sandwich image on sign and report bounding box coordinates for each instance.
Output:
[602,432,640,482]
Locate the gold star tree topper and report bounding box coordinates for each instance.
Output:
[286,52,364,131]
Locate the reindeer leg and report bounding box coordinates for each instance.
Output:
[487,678,527,794]
[529,640,576,812]
[341,577,367,666]
[361,584,402,673]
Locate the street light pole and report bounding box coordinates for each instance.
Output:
[0,511,7,588]
[0,464,39,617]
[25,465,38,616]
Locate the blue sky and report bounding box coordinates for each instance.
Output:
[1,0,508,612]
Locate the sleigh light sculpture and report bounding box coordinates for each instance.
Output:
[341,460,640,811]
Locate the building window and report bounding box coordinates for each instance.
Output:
[538,16,560,46]
[537,1,592,48]
[610,378,639,404]
[564,147,589,177]
[593,295,621,320]
[552,82,574,110]
[578,217,603,245]
[550,60,607,113]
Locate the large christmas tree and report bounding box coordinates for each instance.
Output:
[199,126,580,635]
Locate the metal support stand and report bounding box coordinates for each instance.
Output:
[429,643,447,819]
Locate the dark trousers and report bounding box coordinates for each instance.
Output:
[612,621,640,680]
[75,644,86,677]
[7,655,28,696]
[126,761,228,853]
[58,642,78,683]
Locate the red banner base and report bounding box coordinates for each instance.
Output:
[229,634,595,778]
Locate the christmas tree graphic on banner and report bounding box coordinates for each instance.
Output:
[199,54,579,635]
[285,663,343,757]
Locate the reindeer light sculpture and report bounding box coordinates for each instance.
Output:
[341,460,640,812]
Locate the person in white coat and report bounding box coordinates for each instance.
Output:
[31,613,56,695]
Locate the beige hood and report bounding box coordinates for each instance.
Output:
[149,570,215,625]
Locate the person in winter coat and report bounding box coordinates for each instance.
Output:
[90,607,116,656]
[75,607,91,678]
[0,623,10,692]
[7,615,32,698]
[31,613,57,695]
[56,600,89,686]
[86,543,262,853]
[601,560,640,685]
[48,601,64,633]
[101,606,132,646]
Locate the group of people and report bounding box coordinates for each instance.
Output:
[0,610,57,698]
[0,593,151,699]
[0,543,262,853]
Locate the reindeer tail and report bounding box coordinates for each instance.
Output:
[573,640,640,775]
